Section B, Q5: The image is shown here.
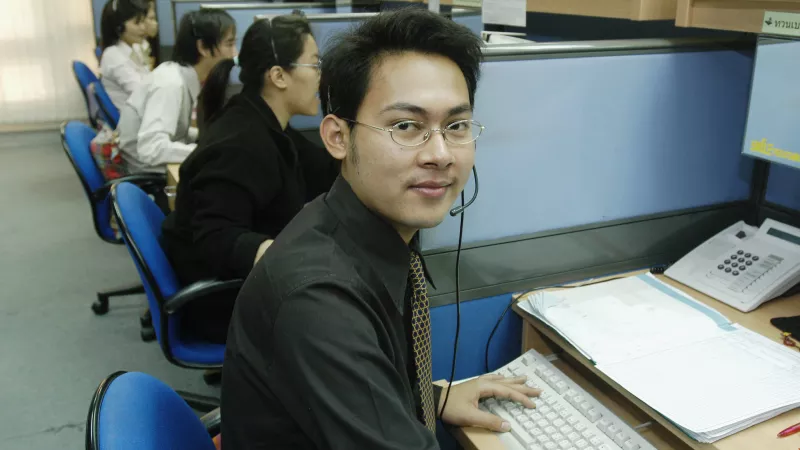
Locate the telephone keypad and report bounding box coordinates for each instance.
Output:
[707,251,782,294]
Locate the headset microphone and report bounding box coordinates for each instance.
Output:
[449,165,479,216]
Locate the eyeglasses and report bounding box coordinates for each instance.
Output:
[342,119,484,147]
[291,59,322,73]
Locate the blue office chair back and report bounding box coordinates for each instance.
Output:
[72,61,101,127]
[89,81,120,129]
[113,182,180,340]
[61,121,118,243]
[114,182,224,366]
[86,371,216,450]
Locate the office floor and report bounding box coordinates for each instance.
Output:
[0,130,218,449]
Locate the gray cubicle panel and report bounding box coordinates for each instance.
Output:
[765,164,800,211]
[421,38,757,305]
[741,37,800,170]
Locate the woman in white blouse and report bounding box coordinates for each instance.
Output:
[116,9,237,183]
[99,0,150,110]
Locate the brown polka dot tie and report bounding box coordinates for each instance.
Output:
[409,251,436,433]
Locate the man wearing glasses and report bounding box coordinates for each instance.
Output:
[221,8,539,449]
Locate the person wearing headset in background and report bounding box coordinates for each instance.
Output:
[133,0,159,70]
[99,0,150,110]
[161,14,338,345]
[220,8,539,449]
[116,9,236,183]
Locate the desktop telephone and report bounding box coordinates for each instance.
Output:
[665,219,800,312]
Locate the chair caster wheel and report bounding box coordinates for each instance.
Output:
[140,327,156,342]
[140,310,152,328]
[203,369,222,386]
[92,296,109,315]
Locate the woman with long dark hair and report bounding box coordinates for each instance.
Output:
[161,14,338,344]
[99,0,150,109]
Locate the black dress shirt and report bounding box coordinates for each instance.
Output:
[221,176,442,449]
[160,88,338,341]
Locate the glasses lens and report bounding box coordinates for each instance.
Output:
[391,121,428,146]
[445,120,482,145]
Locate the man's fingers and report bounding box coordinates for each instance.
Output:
[460,408,512,433]
[480,374,505,381]
[485,385,537,409]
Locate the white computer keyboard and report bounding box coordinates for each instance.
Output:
[480,349,656,450]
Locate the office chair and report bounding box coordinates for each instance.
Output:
[85,371,221,450]
[112,181,243,408]
[60,121,164,340]
[89,81,120,129]
[71,61,101,128]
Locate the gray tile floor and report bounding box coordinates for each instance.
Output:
[0,129,218,449]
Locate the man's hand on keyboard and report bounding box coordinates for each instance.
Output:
[439,374,541,432]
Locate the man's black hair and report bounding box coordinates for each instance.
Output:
[173,9,236,66]
[320,7,483,126]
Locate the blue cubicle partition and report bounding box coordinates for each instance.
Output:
[421,41,755,251]
[765,164,800,212]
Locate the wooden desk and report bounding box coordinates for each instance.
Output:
[166,163,180,211]
[452,271,800,450]
[676,0,800,33]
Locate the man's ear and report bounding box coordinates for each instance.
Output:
[320,114,349,161]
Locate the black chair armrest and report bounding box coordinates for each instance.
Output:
[200,407,222,437]
[164,279,244,315]
[91,173,167,202]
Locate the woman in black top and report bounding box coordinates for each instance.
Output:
[161,15,338,343]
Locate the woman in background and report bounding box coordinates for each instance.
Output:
[133,0,159,70]
[99,0,150,109]
[161,15,339,344]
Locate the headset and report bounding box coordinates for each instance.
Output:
[437,162,479,418]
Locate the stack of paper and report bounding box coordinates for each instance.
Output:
[517,273,800,443]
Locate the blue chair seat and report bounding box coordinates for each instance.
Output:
[86,371,220,450]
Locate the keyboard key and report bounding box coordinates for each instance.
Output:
[545,426,558,435]
[586,408,601,422]
[523,420,535,430]
[555,381,569,393]
[574,439,589,449]
[572,395,584,405]
[595,418,611,431]
[623,440,641,450]
[597,445,614,450]
[589,436,602,446]
[530,428,543,436]
[547,397,560,406]
[606,424,620,437]
[537,434,551,444]
[566,416,579,426]
[559,425,572,435]
[511,427,535,445]
[528,445,544,450]
[544,443,558,450]
[551,433,565,442]
[557,440,571,449]
[614,432,628,445]
[579,402,592,414]
[529,412,543,421]
[559,409,571,419]
[536,419,548,428]
[546,413,559,422]
[540,405,553,414]
[567,432,581,442]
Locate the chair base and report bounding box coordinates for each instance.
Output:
[92,283,146,315]
[177,390,220,414]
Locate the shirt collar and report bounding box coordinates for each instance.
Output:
[115,40,134,57]
[326,176,431,312]
[238,88,284,133]
[178,64,201,103]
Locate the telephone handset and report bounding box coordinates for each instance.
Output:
[665,219,800,312]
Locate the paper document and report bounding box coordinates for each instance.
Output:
[515,273,800,442]
[599,326,800,439]
[519,274,733,365]
[482,0,526,27]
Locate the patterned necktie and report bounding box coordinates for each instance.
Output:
[409,251,436,433]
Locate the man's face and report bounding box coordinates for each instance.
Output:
[205,28,237,66]
[342,52,476,241]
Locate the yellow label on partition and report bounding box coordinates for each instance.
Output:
[750,138,800,162]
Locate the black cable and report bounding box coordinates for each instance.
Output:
[438,190,465,419]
